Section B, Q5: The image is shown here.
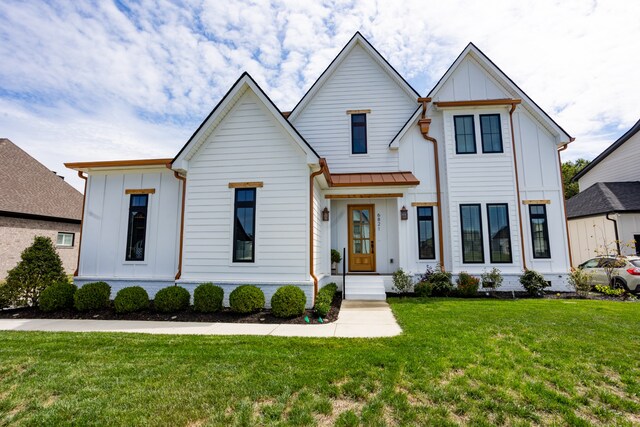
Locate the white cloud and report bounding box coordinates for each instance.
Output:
[1,0,639,191]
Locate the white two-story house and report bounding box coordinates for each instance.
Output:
[66,33,574,305]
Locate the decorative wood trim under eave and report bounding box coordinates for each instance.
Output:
[411,202,438,207]
[325,193,403,199]
[65,158,173,170]
[228,182,264,188]
[125,188,156,195]
[346,109,371,115]
[433,98,522,108]
[522,199,551,205]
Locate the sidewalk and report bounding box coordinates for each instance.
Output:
[0,300,402,338]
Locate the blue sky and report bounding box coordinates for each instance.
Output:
[1,0,639,191]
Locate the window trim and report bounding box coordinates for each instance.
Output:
[460,203,484,264]
[529,204,551,259]
[125,193,149,262]
[454,115,477,154]
[232,187,257,263]
[486,203,513,263]
[350,113,368,155]
[416,206,436,260]
[479,114,504,153]
[56,232,75,247]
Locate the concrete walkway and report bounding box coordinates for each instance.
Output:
[0,300,402,338]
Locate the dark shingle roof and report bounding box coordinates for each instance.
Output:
[0,139,83,221]
[566,182,640,219]
[573,118,640,182]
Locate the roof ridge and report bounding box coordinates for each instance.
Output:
[598,182,624,211]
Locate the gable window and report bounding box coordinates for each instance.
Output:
[529,204,550,258]
[56,232,74,247]
[460,204,484,263]
[487,204,512,263]
[480,114,503,153]
[417,207,435,259]
[125,194,148,261]
[454,115,476,154]
[233,188,256,262]
[351,113,367,154]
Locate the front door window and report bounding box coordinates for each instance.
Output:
[348,205,375,272]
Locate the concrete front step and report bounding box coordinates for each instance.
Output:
[344,275,386,301]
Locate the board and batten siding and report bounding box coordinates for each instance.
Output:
[78,168,181,280]
[291,44,416,173]
[181,90,311,283]
[578,131,640,191]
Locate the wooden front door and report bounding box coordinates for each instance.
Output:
[348,204,376,272]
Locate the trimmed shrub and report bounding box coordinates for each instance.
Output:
[4,236,68,307]
[414,281,432,297]
[229,285,264,314]
[193,283,224,313]
[429,270,454,296]
[74,282,111,311]
[392,268,413,295]
[271,286,306,318]
[314,283,337,317]
[456,272,480,297]
[154,286,190,313]
[481,267,504,290]
[519,270,549,297]
[39,282,77,312]
[114,286,150,314]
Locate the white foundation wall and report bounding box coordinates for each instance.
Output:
[78,168,181,281]
[181,90,311,283]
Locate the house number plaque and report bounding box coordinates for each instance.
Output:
[377,213,382,231]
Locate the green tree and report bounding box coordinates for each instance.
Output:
[561,158,590,199]
[5,236,68,307]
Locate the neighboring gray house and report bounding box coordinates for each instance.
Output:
[0,139,83,279]
[567,119,640,265]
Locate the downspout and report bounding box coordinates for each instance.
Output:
[605,212,621,255]
[417,98,445,271]
[74,171,88,277]
[557,143,574,266]
[508,103,528,270]
[309,158,328,298]
[167,165,187,280]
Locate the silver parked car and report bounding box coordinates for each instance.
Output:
[578,256,640,292]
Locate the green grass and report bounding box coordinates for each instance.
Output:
[1,299,639,426]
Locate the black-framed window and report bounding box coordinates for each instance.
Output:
[634,234,640,256]
[125,194,148,261]
[233,188,257,262]
[529,204,550,258]
[460,204,484,263]
[480,114,503,153]
[56,232,74,247]
[487,204,512,263]
[454,115,476,154]
[351,113,367,154]
[417,207,435,260]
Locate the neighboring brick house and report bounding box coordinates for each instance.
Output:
[0,139,83,279]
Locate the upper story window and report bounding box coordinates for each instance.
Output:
[454,115,476,154]
[125,194,148,261]
[417,207,435,260]
[233,188,257,262]
[529,204,550,258]
[351,113,367,154]
[480,114,503,153]
[56,232,74,247]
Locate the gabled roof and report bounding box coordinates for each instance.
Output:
[566,181,640,219]
[428,42,573,145]
[287,32,420,122]
[0,138,83,221]
[172,72,319,170]
[573,119,640,182]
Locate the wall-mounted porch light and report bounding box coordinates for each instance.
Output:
[322,207,330,221]
[400,206,408,220]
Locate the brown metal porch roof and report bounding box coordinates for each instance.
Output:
[330,171,419,187]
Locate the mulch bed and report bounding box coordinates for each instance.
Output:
[0,293,343,324]
[388,291,638,301]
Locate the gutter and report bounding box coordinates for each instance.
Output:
[508,102,528,270]
[605,212,621,255]
[557,143,574,266]
[74,171,88,276]
[168,165,187,280]
[417,97,445,271]
[309,159,329,297]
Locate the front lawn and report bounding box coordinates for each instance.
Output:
[1,299,639,426]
